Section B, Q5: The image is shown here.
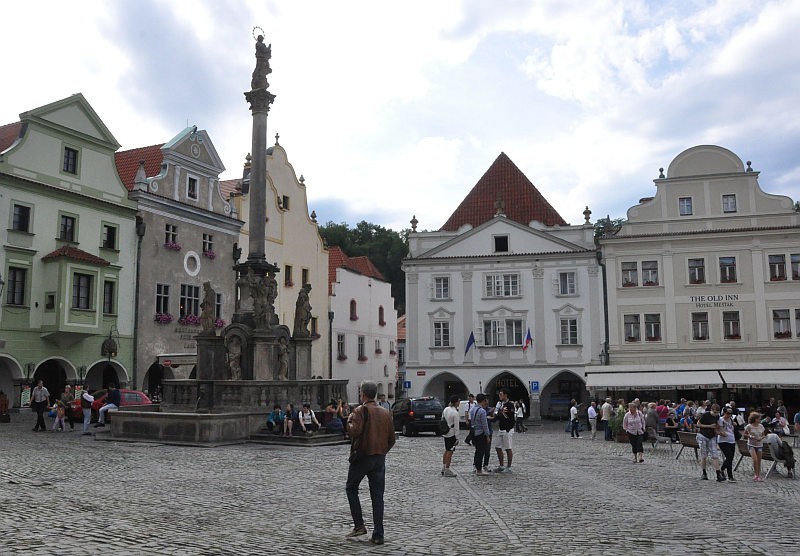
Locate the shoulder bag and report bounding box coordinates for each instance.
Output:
[348,405,370,464]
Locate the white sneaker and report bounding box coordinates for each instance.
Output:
[493,466,505,473]
[504,467,512,473]
[442,468,457,477]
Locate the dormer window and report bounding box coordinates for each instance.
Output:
[63,147,78,174]
[493,235,509,253]
[187,176,198,200]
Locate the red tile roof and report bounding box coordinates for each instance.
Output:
[42,245,111,266]
[0,121,23,152]
[396,315,406,341]
[440,152,567,231]
[219,178,241,199]
[327,245,386,295]
[114,144,164,191]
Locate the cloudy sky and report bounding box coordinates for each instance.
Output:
[3,0,799,231]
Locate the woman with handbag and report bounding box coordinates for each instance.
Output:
[623,402,646,463]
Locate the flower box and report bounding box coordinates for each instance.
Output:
[625,336,639,343]
[694,336,707,341]
[622,282,637,288]
[389,350,397,356]
[374,349,382,354]
[214,318,226,329]
[178,314,201,326]
[358,355,368,362]
[284,281,294,287]
[770,276,787,281]
[689,278,704,285]
[164,241,182,251]
[720,278,736,283]
[643,281,658,287]
[350,315,358,321]
[379,320,386,327]
[154,313,173,324]
[646,336,661,342]
[337,355,347,361]
[203,250,217,260]
[774,331,791,339]
[725,335,741,340]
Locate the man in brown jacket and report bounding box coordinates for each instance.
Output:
[345,381,396,545]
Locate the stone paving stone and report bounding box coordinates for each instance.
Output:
[1,418,798,554]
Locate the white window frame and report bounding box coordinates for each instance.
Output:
[559,318,578,345]
[642,261,658,286]
[484,273,520,298]
[722,194,737,213]
[621,262,638,287]
[433,320,451,348]
[688,258,705,284]
[723,311,740,340]
[719,256,737,283]
[691,312,709,341]
[644,314,661,341]
[624,314,640,342]
[558,271,576,296]
[679,197,693,216]
[186,174,199,201]
[433,276,450,300]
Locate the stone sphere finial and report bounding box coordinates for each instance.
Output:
[659,167,665,178]
[746,161,753,172]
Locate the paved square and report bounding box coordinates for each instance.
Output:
[1,415,797,555]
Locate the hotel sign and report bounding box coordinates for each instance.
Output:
[690,293,739,308]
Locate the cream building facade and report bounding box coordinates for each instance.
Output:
[592,145,800,406]
[223,140,329,377]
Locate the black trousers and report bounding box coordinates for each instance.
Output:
[33,401,46,430]
[473,434,489,470]
[720,441,735,476]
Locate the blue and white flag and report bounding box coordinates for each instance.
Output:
[464,331,476,355]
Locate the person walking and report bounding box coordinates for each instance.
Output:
[623,402,646,463]
[81,389,94,435]
[697,403,724,482]
[31,379,50,432]
[718,405,737,481]
[470,393,490,475]
[569,399,580,438]
[441,395,460,477]
[345,381,396,546]
[587,401,598,440]
[601,397,613,441]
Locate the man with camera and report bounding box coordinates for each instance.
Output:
[492,388,516,473]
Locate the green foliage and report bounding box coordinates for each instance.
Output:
[593,216,626,241]
[318,220,409,314]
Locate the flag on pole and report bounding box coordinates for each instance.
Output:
[464,331,476,355]
[522,328,533,352]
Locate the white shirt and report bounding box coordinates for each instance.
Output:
[442,406,459,438]
[587,406,597,419]
[570,405,579,420]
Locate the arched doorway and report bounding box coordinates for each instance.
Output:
[84,361,128,391]
[143,363,174,400]
[485,372,531,417]
[33,360,67,403]
[540,370,585,420]
[422,372,469,403]
[0,356,21,408]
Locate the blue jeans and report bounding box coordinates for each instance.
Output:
[571,418,580,437]
[346,455,386,540]
[83,408,92,433]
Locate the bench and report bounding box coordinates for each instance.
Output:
[734,438,793,479]
[675,431,699,460]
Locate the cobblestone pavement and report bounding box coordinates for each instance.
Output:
[1,414,798,555]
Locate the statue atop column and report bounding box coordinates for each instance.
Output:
[293,283,312,338]
[251,34,272,90]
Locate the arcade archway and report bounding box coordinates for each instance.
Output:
[33,360,69,403]
[422,372,469,403]
[142,363,175,399]
[540,370,585,419]
[485,372,530,417]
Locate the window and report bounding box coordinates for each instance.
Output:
[679,197,693,216]
[688,258,705,284]
[796,309,800,338]
[180,284,200,316]
[165,224,177,244]
[202,234,213,255]
[215,293,222,319]
[378,306,386,326]
[102,224,117,250]
[12,204,31,232]
[102,281,115,314]
[505,319,523,346]
[72,273,92,309]
[642,261,658,286]
[719,256,737,283]
[63,147,78,174]
[358,336,366,360]
[398,345,405,365]
[301,268,309,287]
[484,273,519,297]
[723,311,740,339]
[310,316,318,336]
[722,194,737,213]
[281,195,290,210]
[773,309,791,339]
[6,267,26,305]
[792,254,800,280]
[559,272,576,295]
[691,312,708,341]
[769,255,786,281]
[644,314,661,341]
[60,215,76,242]
[434,276,450,299]
[493,235,509,253]
[389,340,395,353]
[349,299,358,321]
[337,334,346,360]
[559,318,578,345]
[187,176,198,200]
[621,262,638,287]
[375,339,381,353]
[156,284,170,314]
[284,265,293,286]
[624,314,640,342]
[433,321,450,347]
[45,293,55,310]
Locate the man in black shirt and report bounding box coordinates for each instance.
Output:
[697,403,724,482]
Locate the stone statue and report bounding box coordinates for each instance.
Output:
[266,272,278,324]
[293,283,312,338]
[199,281,216,335]
[277,337,289,380]
[227,335,242,380]
[233,242,242,263]
[250,272,268,329]
[251,35,272,90]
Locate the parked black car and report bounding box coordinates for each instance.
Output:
[391,397,444,436]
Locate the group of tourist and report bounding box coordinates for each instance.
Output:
[594,396,797,482]
[26,381,119,436]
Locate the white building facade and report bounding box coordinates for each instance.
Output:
[592,145,800,408]
[403,153,604,419]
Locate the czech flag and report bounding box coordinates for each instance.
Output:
[523,328,533,352]
[464,331,476,355]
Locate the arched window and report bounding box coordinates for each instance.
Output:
[350,299,358,321]
[378,305,386,326]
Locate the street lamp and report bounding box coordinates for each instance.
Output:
[25,362,35,385]
[77,365,87,386]
[599,345,609,366]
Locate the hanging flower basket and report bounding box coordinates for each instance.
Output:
[164,241,182,251]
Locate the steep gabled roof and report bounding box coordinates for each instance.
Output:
[42,245,111,266]
[115,144,164,191]
[219,178,241,199]
[0,121,23,152]
[328,245,386,295]
[440,152,566,231]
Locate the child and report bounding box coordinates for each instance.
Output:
[51,400,66,432]
[743,411,766,482]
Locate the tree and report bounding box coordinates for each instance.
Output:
[593,216,626,242]
[319,221,409,314]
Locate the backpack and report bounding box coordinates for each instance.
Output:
[438,416,450,435]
